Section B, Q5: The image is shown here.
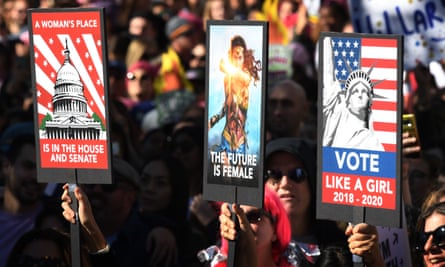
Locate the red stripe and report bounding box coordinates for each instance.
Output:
[372,100,397,110]
[372,80,397,90]
[361,58,398,69]
[373,122,397,131]
[36,36,106,123]
[362,38,398,47]
[382,143,396,152]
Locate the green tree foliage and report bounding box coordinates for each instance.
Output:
[92,113,105,130]
[39,113,52,130]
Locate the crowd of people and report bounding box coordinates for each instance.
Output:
[1,0,445,267]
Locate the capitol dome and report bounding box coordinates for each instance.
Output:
[44,39,103,140]
[55,43,82,87]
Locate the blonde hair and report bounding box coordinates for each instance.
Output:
[421,183,445,214]
[202,0,228,30]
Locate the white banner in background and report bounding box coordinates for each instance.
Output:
[348,0,445,70]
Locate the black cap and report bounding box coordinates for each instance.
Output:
[265,138,316,188]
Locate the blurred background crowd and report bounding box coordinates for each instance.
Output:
[1,0,445,266]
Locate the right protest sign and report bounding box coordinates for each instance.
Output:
[316,32,403,228]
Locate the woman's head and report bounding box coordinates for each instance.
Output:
[220,187,291,265]
[7,228,90,267]
[344,70,373,117]
[228,35,261,84]
[138,154,189,223]
[265,138,316,222]
[229,35,247,67]
[422,184,445,214]
[203,0,226,21]
[417,202,445,267]
[126,60,158,102]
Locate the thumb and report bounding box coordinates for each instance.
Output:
[354,223,377,235]
[345,223,354,236]
[74,187,85,203]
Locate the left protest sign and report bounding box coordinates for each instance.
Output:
[28,8,112,184]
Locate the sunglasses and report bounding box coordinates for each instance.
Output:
[245,209,275,224]
[416,224,445,253]
[12,255,67,267]
[266,168,308,183]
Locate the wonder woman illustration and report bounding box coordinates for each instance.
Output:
[209,35,261,154]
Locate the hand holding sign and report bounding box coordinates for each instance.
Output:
[61,184,108,253]
[345,223,385,267]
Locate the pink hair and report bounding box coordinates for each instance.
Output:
[218,186,292,267]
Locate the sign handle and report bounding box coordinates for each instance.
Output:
[227,187,238,267]
[68,169,82,267]
[352,207,365,267]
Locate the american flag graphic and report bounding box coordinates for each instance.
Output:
[331,37,398,152]
[31,12,106,128]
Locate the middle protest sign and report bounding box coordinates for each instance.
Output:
[316,32,403,227]
[204,21,268,208]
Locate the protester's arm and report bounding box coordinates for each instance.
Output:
[345,223,385,267]
[219,203,257,267]
[61,184,108,253]
[401,131,422,206]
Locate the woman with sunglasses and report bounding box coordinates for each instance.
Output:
[416,201,445,267]
[264,137,346,265]
[265,137,384,266]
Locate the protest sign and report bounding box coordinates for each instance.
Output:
[316,32,403,227]
[29,8,111,184]
[348,0,445,70]
[377,226,412,266]
[204,21,268,208]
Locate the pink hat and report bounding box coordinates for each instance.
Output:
[127,60,159,78]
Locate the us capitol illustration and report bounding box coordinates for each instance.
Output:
[41,41,105,140]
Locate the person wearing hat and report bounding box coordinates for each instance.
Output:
[123,60,159,110]
[152,15,200,95]
[264,137,385,266]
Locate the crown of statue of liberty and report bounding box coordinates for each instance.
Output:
[339,59,386,99]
